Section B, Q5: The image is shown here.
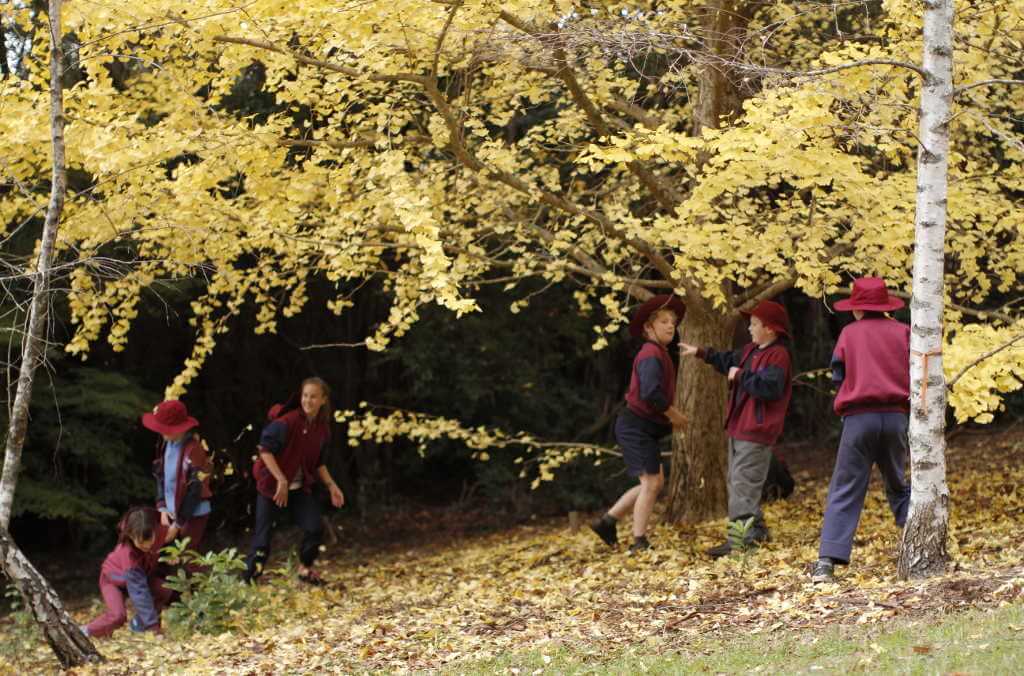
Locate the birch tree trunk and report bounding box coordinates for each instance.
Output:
[897,0,954,580]
[0,0,104,666]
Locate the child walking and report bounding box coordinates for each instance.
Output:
[142,400,213,551]
[83,506,171,637]
[590,295,687,552]
[680,300,793,558]
[244,377,345,585]
[811,277,911,583]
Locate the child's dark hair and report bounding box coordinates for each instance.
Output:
[117,506,157,545]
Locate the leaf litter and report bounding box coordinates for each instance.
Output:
[1,430,1023,673]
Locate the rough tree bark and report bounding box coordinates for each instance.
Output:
[897,0,953,580]
[0,0,104,666]
[665,305,735,523]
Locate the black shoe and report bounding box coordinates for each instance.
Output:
[706,540,732,558]
[589,516,617,547]
[628,536,651,553]
[810,559,835,583]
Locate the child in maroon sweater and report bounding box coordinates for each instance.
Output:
[681,300,793,558]
[590,295,687,552]
[811,278,911,583]
[244,377,345,585]
[83,507,171,637]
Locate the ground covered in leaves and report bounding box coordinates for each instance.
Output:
[3,428,1024,674]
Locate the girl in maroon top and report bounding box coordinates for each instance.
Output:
[243,377,345,585]
[590,295,687,552]
[83,507,171,637]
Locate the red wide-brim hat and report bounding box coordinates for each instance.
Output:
[740,300,791,338]
[141,400,199,437]
[834,277,905,312]
[629,294,686,338]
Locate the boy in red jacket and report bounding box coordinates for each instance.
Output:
[811,278,911,583]
[680,300,793,558]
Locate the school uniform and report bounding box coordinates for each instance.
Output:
[617,341,675,476]
[818,317,911,564]
[245,409,330,580]
[85,533,171,637]
[697,340,792,528]
[154,432,212,551]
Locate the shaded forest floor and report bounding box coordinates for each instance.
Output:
[2,427,1023,673]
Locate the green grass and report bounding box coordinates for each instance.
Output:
[451,602,1024,674]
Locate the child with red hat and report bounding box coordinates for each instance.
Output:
[680,300,793,557]
[142,400,212,552]
[589,294,688,552]
[811,278,911,583]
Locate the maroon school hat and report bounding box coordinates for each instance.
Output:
[834,277,905,312]
[741,300,791,338]
[629,294,686,338]
[141,400,198,437]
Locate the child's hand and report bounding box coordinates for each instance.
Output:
[328,483,345,508]
[273,479,289,507]
[728,366,740,382]
[678,342,698,357]
[160,511,171,527]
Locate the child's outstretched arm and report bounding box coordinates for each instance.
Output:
[123,567,160,633]
[682,344,738,376]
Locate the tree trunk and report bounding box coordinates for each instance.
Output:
[665,307,734,523]
[0,530,102,668]
[692,0,751,136]
[897,0,953,580]
[0,0,103,666]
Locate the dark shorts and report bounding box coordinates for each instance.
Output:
[615,408,670,478]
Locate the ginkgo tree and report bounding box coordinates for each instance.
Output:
[2,0,1022,529]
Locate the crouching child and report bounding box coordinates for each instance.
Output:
[83,506,172,637]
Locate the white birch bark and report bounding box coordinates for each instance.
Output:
[898,0,954,580]
[0,0,103,665]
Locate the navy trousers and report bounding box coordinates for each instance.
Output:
[245,489,323,579]
[818,412,910,564]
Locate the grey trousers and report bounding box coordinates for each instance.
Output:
[728,438,773,521]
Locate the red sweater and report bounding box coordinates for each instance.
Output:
[831,317,910,416]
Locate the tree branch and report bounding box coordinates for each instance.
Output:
[947,332,1024,390]
[888,290,1020,325]
[498,10,685,212]
[954,79,1024,95]
[213,36,426,84]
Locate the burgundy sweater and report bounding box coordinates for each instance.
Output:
[698,341,792,445]
[831,317,910,416]
[625,341,676,425]
[253,408,330,498]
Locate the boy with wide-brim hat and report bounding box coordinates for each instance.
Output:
[810,277,911,583]
[680,300,794,558]
[590,294,688,552]
[142,400,212,551]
